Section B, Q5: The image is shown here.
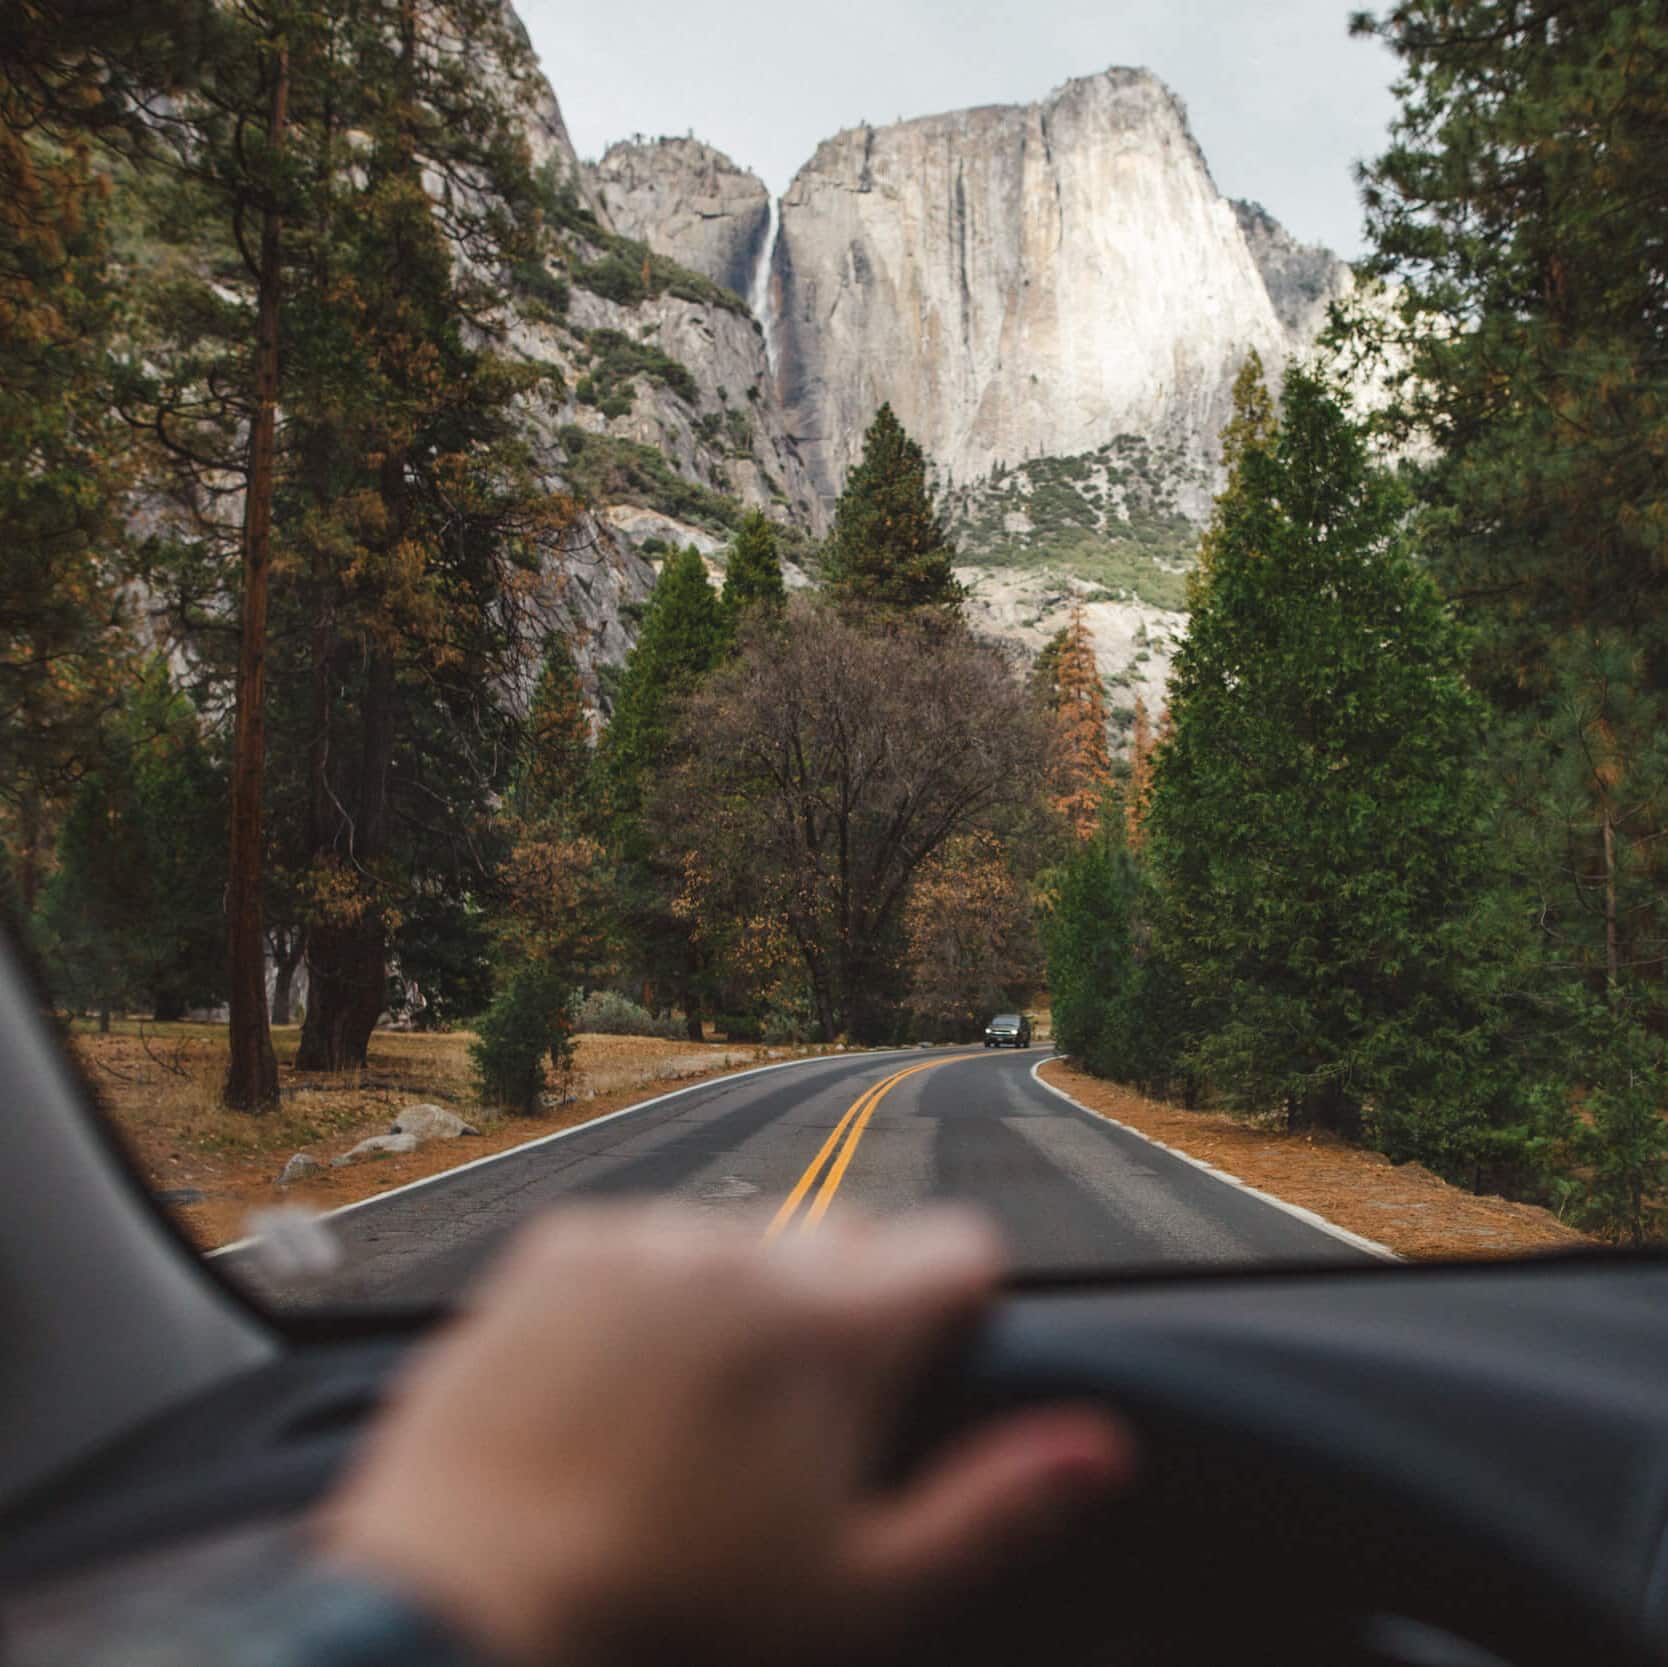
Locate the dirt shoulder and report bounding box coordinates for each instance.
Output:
[1038,1059,1592,1261]
[75,1025,826,1253]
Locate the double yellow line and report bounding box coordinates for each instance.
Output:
[764,1052,987,1238]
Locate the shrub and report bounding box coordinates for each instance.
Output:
[575,988,683,1039]
[471,965,575,1115]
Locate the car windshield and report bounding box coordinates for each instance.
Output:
[3,0,1658,1314]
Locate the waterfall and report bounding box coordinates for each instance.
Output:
[747,195,780,373]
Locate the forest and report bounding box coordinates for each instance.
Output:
[3,1,1667,1242]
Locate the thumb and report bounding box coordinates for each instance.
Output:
[843,1406,1135,1615]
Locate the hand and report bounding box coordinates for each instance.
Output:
[316,1203,1134,1667]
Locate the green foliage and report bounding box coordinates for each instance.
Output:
[558,427,741,534]
[1574,1010,1668,1245]
[1147,371,1525,1168]
[826,404,963,612]
[947,434,1200,610]
[601,546,727,816]
[1043,808,1179,1089]
[720,511,787,620]
[1352,0,1668,1032]
[36,663,227,1020]
[470,962,574,1115]
[575,327,697,410]
[509,637,592,827]
[575,988,683,1038]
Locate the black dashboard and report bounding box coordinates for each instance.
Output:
[5,1255,1668,1666]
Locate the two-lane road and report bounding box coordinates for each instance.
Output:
[227,1047,1377,1308]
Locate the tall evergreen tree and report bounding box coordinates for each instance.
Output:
[720,511,787,621]
[598,547,727,1036]
[1352,1,1668,1028]
[601,548,728,814]
[474,633,607,1114]
[1148,371,1525,1173]
[825,404,962,612]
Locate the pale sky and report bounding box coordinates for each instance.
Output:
[517,1,1403,259]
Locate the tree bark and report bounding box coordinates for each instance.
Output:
[222,44,289,1112]
[269,927,303,1025]
[296,648,396,1070]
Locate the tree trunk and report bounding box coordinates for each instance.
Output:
[222,44,289,1112]
[16,790,41,916]
[98,1004,110,1036]
[1603,807,1620,993]
[295,646,397,1070]
[270,928,303,1025]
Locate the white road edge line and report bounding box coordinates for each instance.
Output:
[208,1046,933,1260]
[1028,1057,1402,1264]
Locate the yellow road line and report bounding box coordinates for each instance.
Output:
[764,1052,990,1238]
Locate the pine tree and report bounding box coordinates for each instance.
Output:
[721,511,787,620]
[1030,627,1068,709]
[510,638,593,828]
[1124,697,1156,854]
[598,546,727,1037]
[1352,1,1668,1033]
[1049,607,1112,842]
[1148,371,1521,1169]
[601,547,727,815]
[825,404,962,612]
[475,635,608,1114]
[1191,350,1277,607]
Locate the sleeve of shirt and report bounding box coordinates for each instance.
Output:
[80,1563,487,1667]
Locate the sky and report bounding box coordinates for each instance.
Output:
[516,0,1404,258]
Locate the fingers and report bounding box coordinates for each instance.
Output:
[769,1207,1006,1395]
[845,1406,1137,1613]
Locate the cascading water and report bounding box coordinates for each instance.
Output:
[747,195,781,374]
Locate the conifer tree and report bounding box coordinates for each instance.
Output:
[825,404,962,612]
[1148,371,1519,1168]
[1123,697,1156,854]
[598,547,727,1037]
[1030,627,1068,710]
[474,635,606,1115]
[601,548,728,815]
[1049,607,1112,843]
[1353,1,1668,1028]
[510,638,593,828]
[721,511,787,620]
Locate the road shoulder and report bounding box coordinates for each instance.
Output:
[1036,1059,1592,1261]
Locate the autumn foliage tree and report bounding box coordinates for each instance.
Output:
[1046,607,1112,842]
[662,601,1046,1043]
[904,832,1040,1038]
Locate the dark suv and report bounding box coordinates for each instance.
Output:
[983,1012,1032,1048]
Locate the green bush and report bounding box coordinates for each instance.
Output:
[575,988,683,1038]
[558,427,741,534]
[471,965,575,1115]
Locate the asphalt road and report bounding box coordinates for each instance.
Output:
[226,1047,1376,1309]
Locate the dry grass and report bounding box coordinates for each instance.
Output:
[71,1022,816,1251]
[1039,1060,1594,1262]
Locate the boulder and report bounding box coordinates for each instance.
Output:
[334,1131,420,1167]
[389,1103,480,1142]
[277,1153,324,1186]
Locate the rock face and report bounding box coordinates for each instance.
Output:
[585,138,770,301]
[1232,199,1354,340]
[769,69,1335,517]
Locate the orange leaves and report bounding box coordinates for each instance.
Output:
[1049,605,1112,843]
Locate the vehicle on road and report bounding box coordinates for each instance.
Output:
[983,1012,1032,1047]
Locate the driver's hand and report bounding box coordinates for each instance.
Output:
[316,1204,1134,1667]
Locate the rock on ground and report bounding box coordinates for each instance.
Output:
[333,1132,420,1167]
[389,1104,481,1142]
[277,1153,324,1186]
